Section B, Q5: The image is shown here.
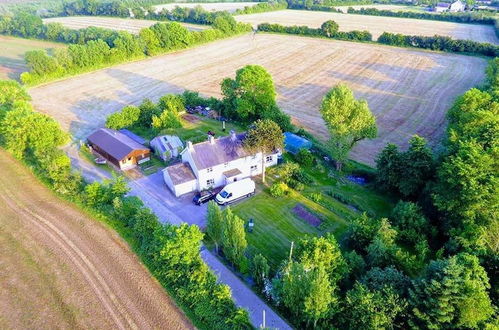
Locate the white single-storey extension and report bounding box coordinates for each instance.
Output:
[150,135,183,161]
[163,130,279,197]
[449,0,466,12]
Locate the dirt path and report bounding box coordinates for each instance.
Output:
[0,149,193,330]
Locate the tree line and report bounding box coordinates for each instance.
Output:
[257,20,499,57]
[347,7,496,24]
[0,80,253,329]
[258,20,373,41]
[378,31,499,57]
[0,12,251,85]
[234,0,289,15]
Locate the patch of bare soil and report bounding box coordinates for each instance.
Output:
[0,149,193,329]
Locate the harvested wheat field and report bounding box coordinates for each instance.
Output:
[43,16,208,34]
[153,2,258,13]
[0,35,65,80]
[235,9,499,44]
[29,34,486,165]
[0,149,193,329]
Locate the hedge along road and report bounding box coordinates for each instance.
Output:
[0,149,193,330]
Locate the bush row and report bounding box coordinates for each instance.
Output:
[347,7,497,24]
[234,0,288,15]
[378,32,499,57]
[0,79,253,329]
[258,22,373,41]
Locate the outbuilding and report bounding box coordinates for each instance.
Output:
[150,135,184,161]
[283,132,312,154]
[87,128,151,170]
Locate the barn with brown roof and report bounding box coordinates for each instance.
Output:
[87,128,151,170]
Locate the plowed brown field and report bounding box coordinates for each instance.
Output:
[29,34,487,165]
[0,149,193,329]
[235,9,499,44]
[43,16,208,34]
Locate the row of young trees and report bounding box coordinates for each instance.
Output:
[234,0,289,15]
[0,12,251,85]
[258,21,373,42]
[378,31,499,57]
[0,80,252,329]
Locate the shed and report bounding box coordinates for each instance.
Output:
[87,128,150,170]
[150,135,184,161]
[163,162,197,197]
[283,132,312,154]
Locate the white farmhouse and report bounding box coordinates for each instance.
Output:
[163,130,279,197]
[449,0,466,12]
[434,2,450,12]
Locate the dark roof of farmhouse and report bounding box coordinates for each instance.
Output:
[189,132,250,170]
[87,128,149,161]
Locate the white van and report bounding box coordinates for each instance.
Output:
[215,178,256,205]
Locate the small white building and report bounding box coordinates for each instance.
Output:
[449,0,466,12]
[434,2,450,12]
[150,135,183,161]
[163,130,279,197]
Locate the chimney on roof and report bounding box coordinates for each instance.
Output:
[230,130,237,142]
[187,141,193,151]
[208,135,215,145]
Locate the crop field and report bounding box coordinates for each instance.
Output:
[29,33,487,165]
[153,2,258,13]
[0,36,65,80]
[43,16,208,34]
[235,9,499,44]
[0,149,192,329]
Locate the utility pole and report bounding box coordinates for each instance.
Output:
[288,241,294,263]
[262,310,266,329]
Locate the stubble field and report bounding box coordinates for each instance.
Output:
[0,149,193,329]
[29,33,487,165]
[0,35,66,80]
[43,16,208,34]
[235,9,499,44]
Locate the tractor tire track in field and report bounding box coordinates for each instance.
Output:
[0,149,193,330]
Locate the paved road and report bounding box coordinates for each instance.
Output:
[67,144,292,329]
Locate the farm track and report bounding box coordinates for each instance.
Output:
[0,149,193,329]
[235,9,499,44]
[29,33,487,165]
[43,16,208,34]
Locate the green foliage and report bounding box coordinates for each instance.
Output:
[320,20,339,37]
[320,84,377,171]
[295,148,314,166]
[342,282,408,329]
[347,213,382,252]
[222,207,248,269]
[105,105,140,129]
[390,201,433,247]
[376,135,434,198]
[251,253,270,288]
[269,182,289,197]
[409,253,494,328]
[206,200,223,253]
[234,0,288,15]
[0,80,30,112]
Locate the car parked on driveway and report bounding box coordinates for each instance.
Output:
[193,187,221,205]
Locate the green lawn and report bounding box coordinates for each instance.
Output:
[232,156,395,270]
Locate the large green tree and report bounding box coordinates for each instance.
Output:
[221,65,280,122]
[244,119,284,183]
[206,201,224,253]
[320,84,377,171]
[221,207,247,268]
[409,253,494,329]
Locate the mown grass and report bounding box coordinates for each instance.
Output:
[232,155,395,270]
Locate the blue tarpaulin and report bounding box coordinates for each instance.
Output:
[284,132,312,154]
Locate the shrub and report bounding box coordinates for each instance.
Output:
[295,148,314,166]
[308,192,322,203]
[269,182,289,197]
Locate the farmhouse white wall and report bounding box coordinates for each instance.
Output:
[162,169,197,197]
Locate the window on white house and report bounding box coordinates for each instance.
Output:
[224,162,229,167]
[207,167,213,173]
[266,156,273,163]
[206,179,214,186]
[250,165,258,171]
[252,155,257,160]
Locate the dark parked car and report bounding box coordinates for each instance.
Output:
[193,188,221,205]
